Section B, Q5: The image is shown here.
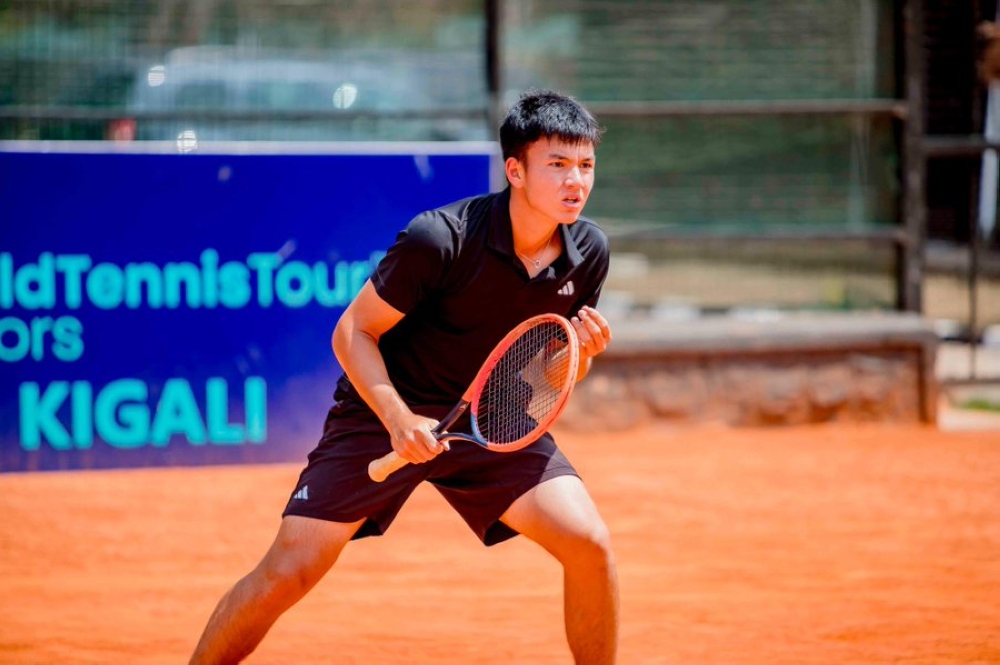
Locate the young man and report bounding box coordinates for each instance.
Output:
[190,90,618,665]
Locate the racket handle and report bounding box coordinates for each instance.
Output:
[368,450,410,482]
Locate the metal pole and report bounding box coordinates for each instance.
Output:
[901,0,927,312]
[484,0,506,190]
[485,0,502,134]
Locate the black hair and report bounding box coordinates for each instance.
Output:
[499,89,603,163]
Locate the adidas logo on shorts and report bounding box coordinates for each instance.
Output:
[292,485,309,500]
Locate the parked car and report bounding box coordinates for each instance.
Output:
[110,47,489,144]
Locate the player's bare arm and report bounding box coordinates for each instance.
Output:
[332,281,447,463]
[572,306,612,382]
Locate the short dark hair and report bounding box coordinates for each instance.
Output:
[499,89,603,163]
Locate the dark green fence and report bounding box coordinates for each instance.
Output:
[1,0,908,313]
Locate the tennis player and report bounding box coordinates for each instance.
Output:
[190,89,618,665]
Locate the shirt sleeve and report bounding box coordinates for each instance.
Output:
[370,210,456,314]
[576,221,611,311]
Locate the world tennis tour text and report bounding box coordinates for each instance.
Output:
[0,249,375,312]
[2,249,379,450]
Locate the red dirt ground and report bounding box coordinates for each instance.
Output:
[1,422,998,664]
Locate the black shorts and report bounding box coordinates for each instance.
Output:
[282,401,579,546]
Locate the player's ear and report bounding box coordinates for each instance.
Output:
[505,156,525,188]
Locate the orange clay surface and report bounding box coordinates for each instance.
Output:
[1,422,999,664]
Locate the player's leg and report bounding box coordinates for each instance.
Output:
[190,406,430,663]
[189,515,364,665]
[500,475,619,665]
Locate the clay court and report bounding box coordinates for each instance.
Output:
[1,421,998,664]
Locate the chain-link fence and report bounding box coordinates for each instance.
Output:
[4,0,980,325]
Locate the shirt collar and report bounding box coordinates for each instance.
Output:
[487,187,585,269]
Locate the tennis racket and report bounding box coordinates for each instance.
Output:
[368,313,580,482]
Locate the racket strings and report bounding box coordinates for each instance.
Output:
[477,322,574,445]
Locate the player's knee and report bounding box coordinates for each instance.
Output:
[561,520,615,571]
[256,553,324,606]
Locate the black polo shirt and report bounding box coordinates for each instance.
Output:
[334,187,609,410]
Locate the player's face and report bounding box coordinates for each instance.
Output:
[513,137,595,225]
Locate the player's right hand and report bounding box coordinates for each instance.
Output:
[387,412,450,464]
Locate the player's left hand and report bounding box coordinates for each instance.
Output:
[571,306,611,361]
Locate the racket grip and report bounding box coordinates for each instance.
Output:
[368,450,410,482]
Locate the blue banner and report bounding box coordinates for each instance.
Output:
[0,143,497,472]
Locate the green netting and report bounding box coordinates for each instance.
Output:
[588,115,899,231]
[502,0,896,102]
[0,0,904,312]
[0,0,489,141]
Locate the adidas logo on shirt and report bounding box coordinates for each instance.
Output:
[557,280,575,297]
[292,485,309,500]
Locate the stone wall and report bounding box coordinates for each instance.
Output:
[562,313,939,431]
